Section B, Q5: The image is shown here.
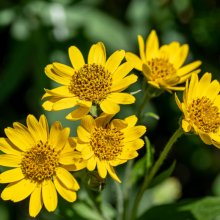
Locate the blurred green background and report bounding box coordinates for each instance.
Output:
[0,0,220,219]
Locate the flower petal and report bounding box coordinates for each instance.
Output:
[0,138,22,155]
[182,119,191,132]
[95,113,114,128]
[49,121,62,146]
[118,150,138,160]
[111,74,138,92]
[100,99,120,114]
[42,179,58,212]
[138,35,146,61]
[177,61,202,76]
[196,72,212,98]
[142,63,152,80]
[188,73,199,101]
[52,97,79,110]
[29,184,43,218]
[199,131,212,145]
[39,115,49,141]
[125,52,143,71]
[81,115,95,133]
[97,159,107,178]
[174,93,182,111]
[59,152,82,165]
[81,146,94,160]
[204,80,220,101]
[124,115,138,128]
[110,159,127,166]
[11,178,36,202]
[146,30,159,60]
[148,81,160,89]
[107,93,135,105]
[105,50,125,74]
[0,154,21,167]
[61,137,77,154]
[123,139,144,150]
[77,126,91,142]
[112,61,136,83]
[172,44,189,69]
[66,106,90,121]
[177,69,201,84]
[1,181,20,201]
[0,168,25,183]
[54,127,70,152]
[88,44,96,64]
[68,46,85,70]
[168,42,180,62]
[42,98,62,111]
[106,164,121,183]
[87,155,96,171]
[123,126,146,142]
[42,86,73,100]
[94,42,106,66]
[110,119,128,130]
[63,159,87,171]
[54,177,77,202]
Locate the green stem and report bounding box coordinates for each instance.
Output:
[113,180,124,220]
[83,182,110,220]
[130,127,184,220]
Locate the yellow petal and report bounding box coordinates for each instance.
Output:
[111,74,138,92]
[93,42,106,66]
[81,146,94,160]
[63,159,87,171]
[42,179,58,212]
[182,103,189,120]
[42,86,73,100]
[138,35,146,61]
[81,115,95,133]
[204,80,220,101]
[110,159,127,166]
[27,114,47,143]
[56,167,79,190]
[107,93,135,104]
[68,46,85,70]
[100,99,120,114]
[44,64,70,85]
[39,115,49,141]
[53,62,74,75]
[4,127,31,151]
[174,93,182,111]
[42,98,61,111]
[110,119,128,130]
[77,126,91,142]
[0,138,22,155]
[106,164,121,183]
[123,139,144,150]
[97,159,107,178]
[196,72,212,98]
[95,113,114,128]
[188,73,198,101]
[87,155,96,171]
[88,44,96,64]
[54,177,77,202]
[214,95,220,108]
[0,154,21,167]
[61,137,77,154]
[54,127,70,152]
[29,184,43,218]
[53,97,79,110]
[142,63,152,80]
[124,115,138,128]
[59,152,82,165]
[182,119,191,132]
[146,30,159,60]
[125,52,143,71]
[199,131,212,145]
[172,44,189,69]
[77,99,92,108]
[160,76,180,87]
[159,45,169,58]
[177,60,202,76]
[148,81,160,89]
[11,179,36,202]
[165,86,185,91]
[105,50,125,74]
[49,121,62,146]
[118,150,138,160]
[76,137,88,151]
[1,181,20,200]
[112,61,136,83]
[176,69,201,85]
[168,42,180,62]
[66,106,90,121]
[123,126,146,142]
[0,168,24,183]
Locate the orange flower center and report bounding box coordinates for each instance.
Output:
[20,141,60,182]
[147,58,176,80]
[90,126,124,161]
[68,64,113,103]
[188,96,220,133]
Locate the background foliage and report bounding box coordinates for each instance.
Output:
[0,0,220,219]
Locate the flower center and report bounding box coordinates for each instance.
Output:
[68,64,113,103]
[188,96,220,133]
[20,141,59,182]
[147,58,177,80]
[90,126,124,161]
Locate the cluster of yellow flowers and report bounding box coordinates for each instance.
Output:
[0,30,218,218]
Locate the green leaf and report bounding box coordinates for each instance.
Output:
[144,112,160,120]
[90,105,97,117]
[148,160,176,189]
[132,156,146,185]
[145,136,153,173]
[138,197,220,220]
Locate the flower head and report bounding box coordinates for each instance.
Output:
[175,72,220,147]
[125,30,202,92]
[76,114,146,182]
[42,42,137,121]
[0,115,86,217]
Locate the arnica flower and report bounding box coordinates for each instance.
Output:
[76,114,146,182]
[125,30,202,92]
[0,115,86,217]
[42,42,137,121]
[175,72,220,148]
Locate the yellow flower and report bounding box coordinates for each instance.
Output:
[76,114,146,183]
[42,42,137,121]
[175,72,220,148]
[0,115,86,217]
[125,30,202,92]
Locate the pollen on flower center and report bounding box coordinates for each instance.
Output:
[188,96,220,133]
[20,141,59,182]
[68,63,113,103]
[90,126,124,161]
[147,58,177,80]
